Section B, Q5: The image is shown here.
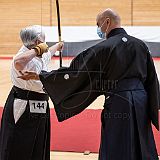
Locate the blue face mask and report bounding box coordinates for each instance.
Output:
[97,18,109,39]
[97,27,106,39]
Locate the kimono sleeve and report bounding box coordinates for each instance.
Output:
[145,49,160,130]
[39,45,105,121]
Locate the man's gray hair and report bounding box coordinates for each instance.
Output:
[20,25,45,48]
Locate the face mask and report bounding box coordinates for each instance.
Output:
[97,18,109,39]
[97,27,106,39]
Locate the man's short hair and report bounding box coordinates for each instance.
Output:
[20,25,45,48]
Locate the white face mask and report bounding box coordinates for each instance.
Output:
[97,18,109,39]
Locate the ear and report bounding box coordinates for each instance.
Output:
[106,18,110,24]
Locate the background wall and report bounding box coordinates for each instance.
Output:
[0,0,160,55]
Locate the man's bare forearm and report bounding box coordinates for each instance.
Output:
[18,71,40,80]
[49,43,60,56]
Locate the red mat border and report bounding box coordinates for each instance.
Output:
[0,56,160,61]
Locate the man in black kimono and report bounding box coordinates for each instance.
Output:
[19,9,160,160]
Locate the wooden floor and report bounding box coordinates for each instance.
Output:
[51,152,98,160]
[51,152,160,160]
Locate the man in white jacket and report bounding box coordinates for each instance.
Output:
[0,25,63,160]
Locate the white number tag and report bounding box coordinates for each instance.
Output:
[29,100,47,113]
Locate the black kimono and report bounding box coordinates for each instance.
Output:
[39,28,160,160]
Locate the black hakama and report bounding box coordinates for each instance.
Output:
[99,79,158,160]
[0,86,50,160]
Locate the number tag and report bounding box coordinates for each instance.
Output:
[29,100,47,113]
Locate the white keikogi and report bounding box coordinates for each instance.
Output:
[0,25,54,160]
